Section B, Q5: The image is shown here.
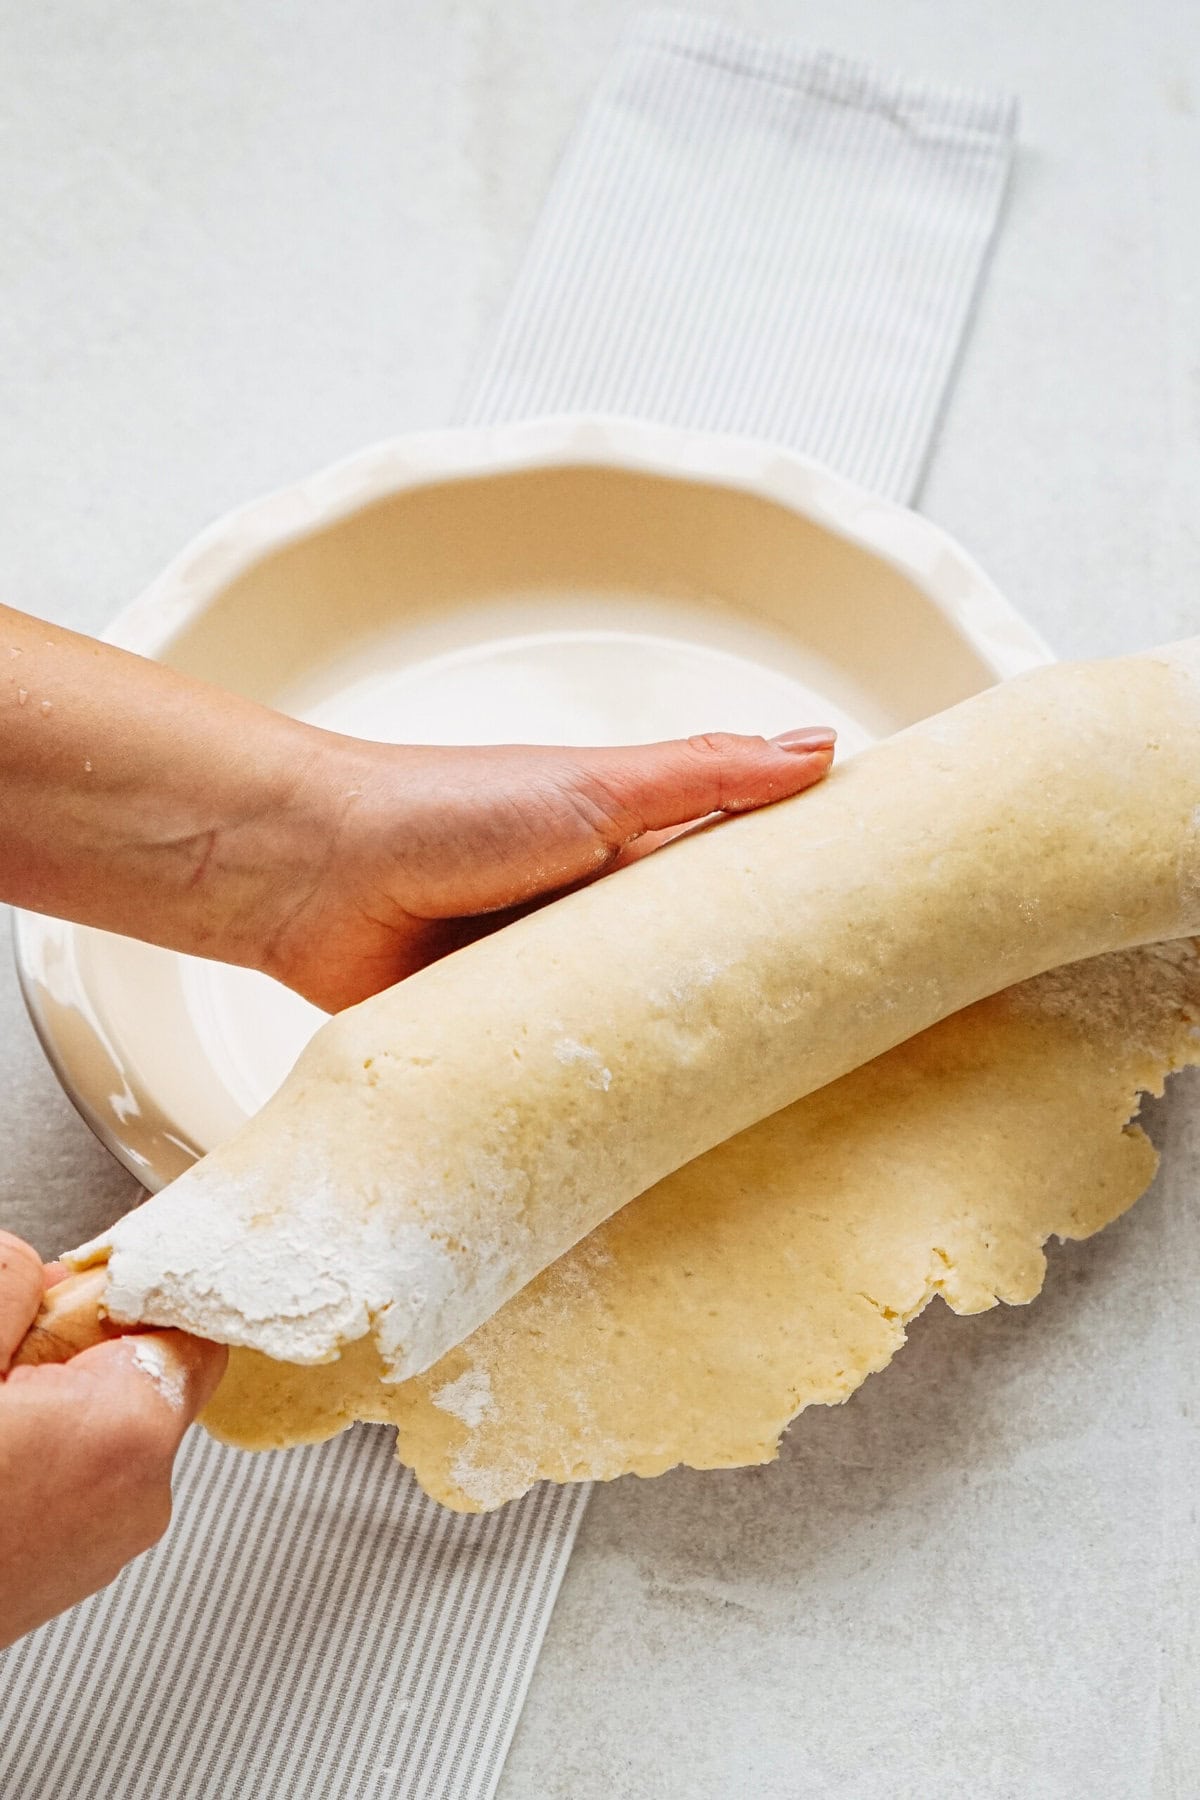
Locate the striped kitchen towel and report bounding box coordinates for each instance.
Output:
[470,9,1018,503]
[0,13,1016,1799]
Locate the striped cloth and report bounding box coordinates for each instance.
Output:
[470,9,1018,502]
[0,13,1016,1799]
[1,1432,588,1799]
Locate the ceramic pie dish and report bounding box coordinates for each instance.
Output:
[13,413,1053,1191]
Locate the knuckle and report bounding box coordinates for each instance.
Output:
[564,772,640,845]
[686,731,757,761]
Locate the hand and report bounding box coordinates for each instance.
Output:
[0,1232,226,1648]
[255,725,836,1012]
[0,601,834,1012]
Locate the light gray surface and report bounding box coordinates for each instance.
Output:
[2,3,1199,1796]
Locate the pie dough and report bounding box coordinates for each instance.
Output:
[201,939,1200,1509]
[69,640,1200,1399]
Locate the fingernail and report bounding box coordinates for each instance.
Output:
[773,727,837,752]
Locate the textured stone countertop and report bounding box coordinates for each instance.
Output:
[2,2,1199,1794]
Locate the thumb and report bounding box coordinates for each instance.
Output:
[65,1330,228,1445]
[566,726,837,840]
[420,725,836,923]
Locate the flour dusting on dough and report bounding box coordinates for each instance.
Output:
[1006,936,1200,1051]
[130,1337,187,1409]
[431,1367,494,1429]
[651,954,729,1011]
[448,1443,536,1513]
[201,942,1200,1512]
[554,1037,612,1090]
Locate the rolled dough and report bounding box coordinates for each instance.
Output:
[201,939,1200,1509]
[69,639,1200,1389]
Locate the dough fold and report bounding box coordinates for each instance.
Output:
[201,940,1200,1509]
[69,639,1200,1383]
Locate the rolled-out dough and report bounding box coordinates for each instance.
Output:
[70,639,1200,1387]
[202,939,1200,1509]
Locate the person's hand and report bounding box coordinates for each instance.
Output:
[0,601,835,1012]
[0,1232,226,1648]
[255,726,836,1012]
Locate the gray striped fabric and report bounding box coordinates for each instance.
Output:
[0,13,1015,1799]
[469,9,1017,502]
[0,1430,589,1799]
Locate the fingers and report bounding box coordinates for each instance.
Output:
[395,724,836,957]
[566,726,836,839]
[6,1327,227,1430]
[276,724,838,1008]
[403,725,835,924]
[383,727,835,914]
[68,1330,228,1441]
[0,1330,226,1644]
[0,1232,51,1373]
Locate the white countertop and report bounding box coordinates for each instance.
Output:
[2,2,1199,1794]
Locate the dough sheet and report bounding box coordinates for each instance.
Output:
[69,641,1200,1385]
[202,940,1200,1509]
